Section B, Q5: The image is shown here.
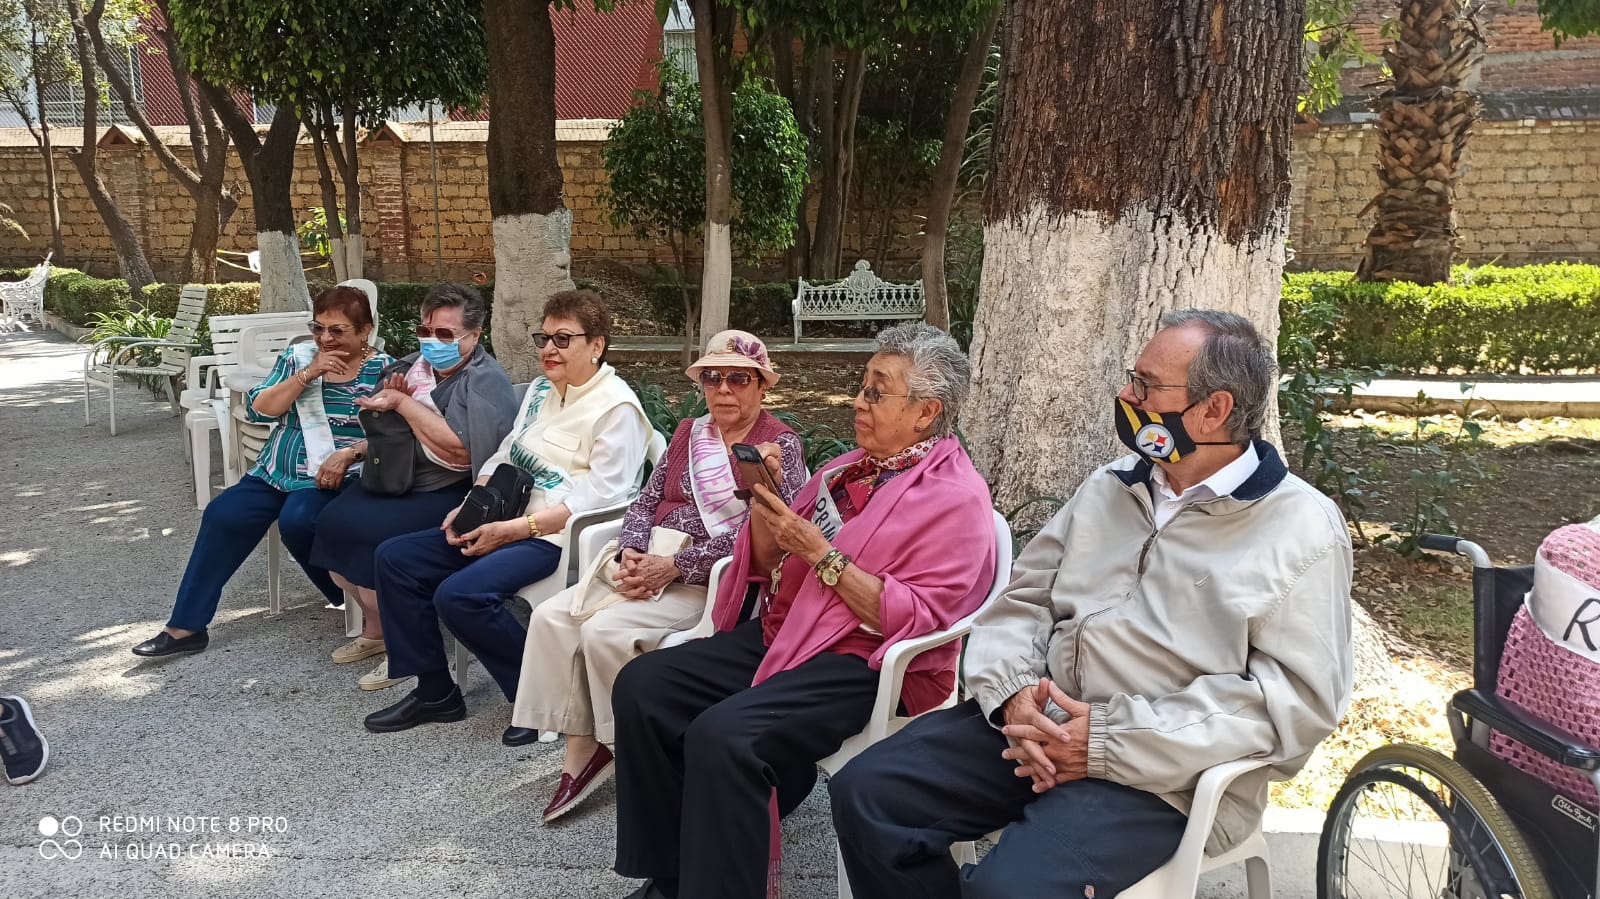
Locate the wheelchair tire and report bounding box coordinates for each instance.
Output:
[1316,743,1552,899]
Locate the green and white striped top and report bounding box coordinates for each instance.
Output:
[244,349,392,492]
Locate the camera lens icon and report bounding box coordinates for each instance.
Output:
[38,816,84,859]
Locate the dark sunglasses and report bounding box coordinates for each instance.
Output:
[699,370,757,390]
[308,322,352,337]
[532,331,590,349]
[416,325,469,342]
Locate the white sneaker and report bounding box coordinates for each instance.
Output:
[358,658,409,692]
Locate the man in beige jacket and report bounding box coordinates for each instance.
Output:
[830,310,1354,898]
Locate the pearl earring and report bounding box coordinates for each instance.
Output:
[590,356,599,364]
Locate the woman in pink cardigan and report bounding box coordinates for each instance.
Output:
[610,323,998,899]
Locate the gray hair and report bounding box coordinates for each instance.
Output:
[1158,309,1276,442]
[421,282,488,331]
[874,322,970,437]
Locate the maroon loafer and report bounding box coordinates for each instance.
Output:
[542,744,615,823]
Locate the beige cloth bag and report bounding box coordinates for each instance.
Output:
[569,526,694,622]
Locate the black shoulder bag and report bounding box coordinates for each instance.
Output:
[358,360,418,496]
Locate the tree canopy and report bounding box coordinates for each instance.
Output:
[1525,0,1600,42]
[167,0,488,123]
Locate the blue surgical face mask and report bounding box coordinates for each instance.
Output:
[419,337,463,371]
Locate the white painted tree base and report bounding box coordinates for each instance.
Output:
[491,211,575,382]
[962,202,1286,510]
[256,230,312,312]
[698,220,732,346]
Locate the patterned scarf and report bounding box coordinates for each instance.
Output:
[827,435,942,516]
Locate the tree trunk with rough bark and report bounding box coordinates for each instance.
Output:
[692,0,735,345]
[309,122,349,281]
[1357,0,1483,285]
[964,0,1391,687]
[808,46,866,280]
[30,51,65,263]
[923,6,999,331]
[202,77,308,312]
[67,0,155,295]
[485,0,574,382]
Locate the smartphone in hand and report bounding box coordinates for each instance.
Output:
[731,443,781,502]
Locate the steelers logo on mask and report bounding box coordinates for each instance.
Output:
[1135,424,1175,459]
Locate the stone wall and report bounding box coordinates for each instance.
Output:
[3,118,1598,284]
[1288,119,1600,270]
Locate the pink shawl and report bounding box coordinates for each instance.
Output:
[710,436,996,715]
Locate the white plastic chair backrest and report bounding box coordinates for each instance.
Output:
[247,250,261,273]
[335,278,381,348]
[237,321,314,374]
[158,286,208,370]
[206,311,311,372]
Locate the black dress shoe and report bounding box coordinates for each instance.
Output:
[363,688,466,733]
[131,630,209,657]
[622,880,673,899]
[502,726,540,746]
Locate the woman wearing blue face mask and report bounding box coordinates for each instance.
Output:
[310,282,518,688]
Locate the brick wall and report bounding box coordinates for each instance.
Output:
[5,118,1597,283]
[1288,119,1600,270]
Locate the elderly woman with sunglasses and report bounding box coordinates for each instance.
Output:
[132,285,394,658]
[308,282,519,690]
[361,289,651,738]
[609,323,997,899]
[511,329,807,823]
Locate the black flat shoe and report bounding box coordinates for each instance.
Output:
[131,631,209,657]
[363,688,466,733]
[502,726,540,746]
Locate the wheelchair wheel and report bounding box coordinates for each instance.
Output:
[1317,744,1552,899]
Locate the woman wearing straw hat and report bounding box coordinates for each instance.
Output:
[512,329,808,823]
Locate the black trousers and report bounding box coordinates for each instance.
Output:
[829,699,1189,899]
[611,619,879,899]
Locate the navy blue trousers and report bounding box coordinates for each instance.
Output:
[373,526,561,702]
[167,475,343,632]
[829,698,1188,899]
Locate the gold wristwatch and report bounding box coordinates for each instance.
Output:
[814,548,850,586]
[526,514,542,539]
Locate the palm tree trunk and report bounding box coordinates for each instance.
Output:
[1357,0,1484,285]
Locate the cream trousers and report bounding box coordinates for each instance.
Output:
[510,581,707,744]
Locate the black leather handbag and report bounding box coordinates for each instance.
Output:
[357,407,416,496]
[450,463,536,535]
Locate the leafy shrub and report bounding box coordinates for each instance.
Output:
[1282,263,1600,374]
[42,268,134,325]
[84,308,178,390]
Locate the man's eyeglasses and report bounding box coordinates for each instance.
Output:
[858,384,911,405]
[1125,369,1189,403]
[699,370,757,390]
[416,325,467,342]
[532,331,589,349]
[309,322,352,337]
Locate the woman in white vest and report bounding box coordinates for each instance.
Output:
[132,285,393,658]
[512,330,809,822]
[362,290,649,738]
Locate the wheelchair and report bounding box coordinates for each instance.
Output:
[1315,534,1600,899]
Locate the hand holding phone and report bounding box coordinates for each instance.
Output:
[731,443,781,502]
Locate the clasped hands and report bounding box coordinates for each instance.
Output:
[354,372,416,413]
[439,503,525,557]
[1001,677,1091,794]
[616,548,679,599]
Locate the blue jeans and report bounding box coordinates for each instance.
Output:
[167,475,344,632]
[374,526,561,702]
[830,699,1188,899]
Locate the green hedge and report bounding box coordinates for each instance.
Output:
[648,279,882,339]
[1282,263,1600,374]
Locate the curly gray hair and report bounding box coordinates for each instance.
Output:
[874,322,970,437]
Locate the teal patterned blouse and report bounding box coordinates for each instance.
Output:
[244,349,392,492]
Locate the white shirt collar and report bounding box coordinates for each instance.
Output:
[1149,443,1259,505]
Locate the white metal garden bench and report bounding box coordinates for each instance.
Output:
[1,255,50,327]
[83,285,206,435]
[792,259,924,343]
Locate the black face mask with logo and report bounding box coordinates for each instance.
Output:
[1114,398,1236,464]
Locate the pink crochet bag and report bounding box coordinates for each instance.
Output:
[1489,519,1600,811]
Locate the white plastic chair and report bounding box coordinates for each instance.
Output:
[0,254,49,326]
[182,310,311,509]
[451,428,669,679]
[83,285,206,435]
